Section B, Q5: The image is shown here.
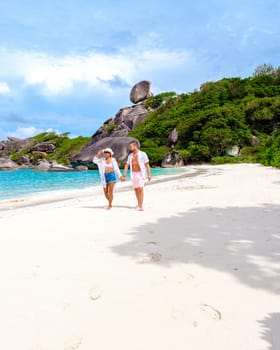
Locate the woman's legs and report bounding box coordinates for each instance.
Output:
[107,183,115,208]
[103,186,109,201]
[104,182,115,209]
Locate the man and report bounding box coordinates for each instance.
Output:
[121,141,152,211]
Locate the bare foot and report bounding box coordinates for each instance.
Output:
[138,207,144,211]
[106,206,112,210]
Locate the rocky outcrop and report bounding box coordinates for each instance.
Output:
[0,81,155,170]
[130,81,152,104]
[31,142,56,153]
[167,128,179,147]
[114,104,148,132]
[0,157,20,170]
[34,160,75,172]
[19,155,31,166]
[161,151,184,168]
[72,137,138,167]
[72,81,153,166]
[91,104,149,144]
[75,165,88,171]
[32,151,47,159]
[0,138,33,155]
[48,163,75,172]
[34,160,51,171]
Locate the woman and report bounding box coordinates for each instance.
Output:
[93,148,122,210]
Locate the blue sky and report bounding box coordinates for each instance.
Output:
[0,0,279,139]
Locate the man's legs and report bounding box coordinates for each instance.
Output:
[134,187,144,210]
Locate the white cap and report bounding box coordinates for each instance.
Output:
[103,148,114,155]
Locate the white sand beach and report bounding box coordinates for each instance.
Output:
[0,163,280,350]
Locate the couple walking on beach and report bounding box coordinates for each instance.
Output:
[93,141,152,211]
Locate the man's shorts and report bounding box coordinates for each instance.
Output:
[132,172,145,189]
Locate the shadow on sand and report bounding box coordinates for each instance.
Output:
[112,204,280,294]
[258,313,280,350]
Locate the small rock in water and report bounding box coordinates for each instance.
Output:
[75,165,88,171]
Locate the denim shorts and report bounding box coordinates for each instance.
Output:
[105,171,117,184]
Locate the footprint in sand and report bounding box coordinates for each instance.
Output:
[150,252,162,262]
[136,252,162,264]
[64,336,82,350]
[147,241,157,245]
[200,304,222,321]
[136,257,149,264]
[89,286,102,300]
[171,304,222,326]
[185,272,195,280]
[62,302,71,311]
[171,306,185,320]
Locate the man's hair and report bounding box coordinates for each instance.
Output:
[129,140,140,148]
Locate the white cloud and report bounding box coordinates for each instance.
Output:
[0,43,191,97]
[10,126,43,139]
[0,82,11,95]
[46,128,61,134]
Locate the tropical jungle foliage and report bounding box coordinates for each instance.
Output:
[130,64,280,167]
[9,132,91,166]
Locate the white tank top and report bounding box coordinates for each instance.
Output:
[104,163,113,169]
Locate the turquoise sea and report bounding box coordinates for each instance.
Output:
[0,168,185,201]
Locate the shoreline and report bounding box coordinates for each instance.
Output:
[0,166,204,213]
[1,163,277,213]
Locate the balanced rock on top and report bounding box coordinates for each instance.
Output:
[130,80,153,104]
